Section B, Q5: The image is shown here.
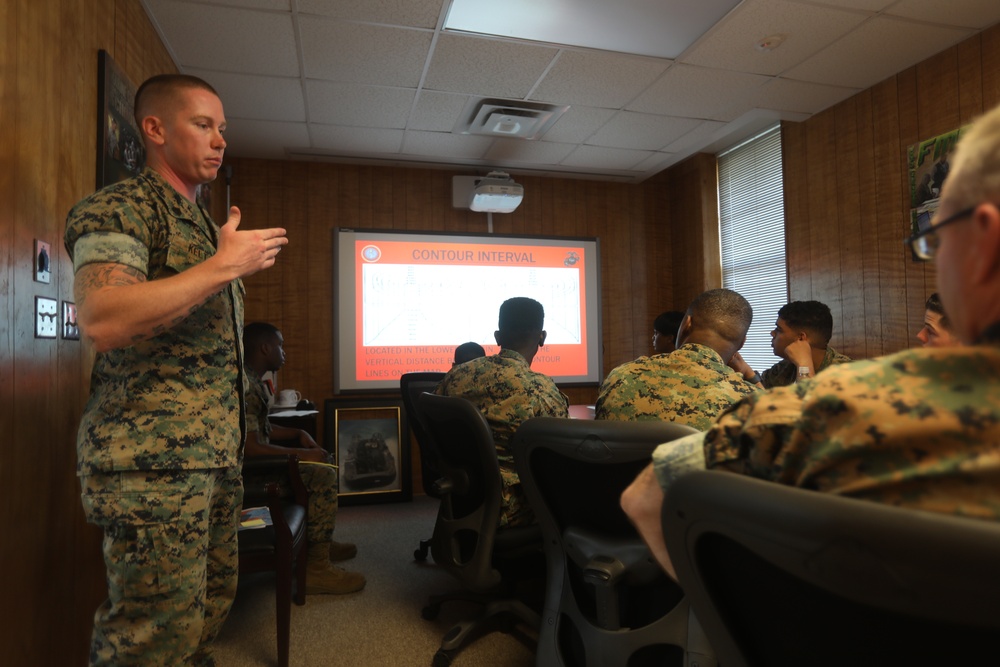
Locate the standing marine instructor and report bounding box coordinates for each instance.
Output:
[65,74,287,666]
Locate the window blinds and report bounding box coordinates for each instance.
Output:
[718,125,787,370]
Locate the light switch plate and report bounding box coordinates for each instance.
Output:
[35,296,58,338]
[62,301,80,340]
[34,239,51,284]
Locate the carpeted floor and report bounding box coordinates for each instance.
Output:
[214,495,537,667]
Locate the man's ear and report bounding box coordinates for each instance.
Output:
[539,330,547,347]
[675,314,693,347]
[797,330,809,342]
[494,330,502,347]
[970,203,1000,286]
[142,115,166,146]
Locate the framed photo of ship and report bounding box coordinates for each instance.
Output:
[324,399,411,506]
[96,50,145,190]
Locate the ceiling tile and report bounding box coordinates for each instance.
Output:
[222,119,309,159]
[784,16,974,89]
[750,78,860,114]
[297,0,444,28]
[588,112,705,151]
[628,64,771,121]
[561,145,654,170]
[306,81,415,127]
[300,17,432,87]
[541,106,617,143]
[530,50,669,109]
[410,92,470,131]
[484,138,577,165]
[194,0,291,10]
[309,125,405,153]
[660,119,728,153]
[402,131,494,159]
[886,0,1000,29]
[632,151,678,173]
[424,33,558,98]
[784,0,891,10]
[186,69,306,122]
[680,0,869,76]
[144,0,299,76]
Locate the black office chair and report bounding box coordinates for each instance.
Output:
[510,417,714,667]
[399,371,447,561]
[662,470,1000,667]
[238,455,310,667]
[417,392,544,667]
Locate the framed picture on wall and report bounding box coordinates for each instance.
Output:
[96,50,145,191]
[905,124,971,258]
[324,399,411,506]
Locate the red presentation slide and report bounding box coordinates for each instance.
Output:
[353,239,589,381]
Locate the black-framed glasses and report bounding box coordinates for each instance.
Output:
[904,206,975,261]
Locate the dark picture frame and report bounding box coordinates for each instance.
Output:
[96,50,145,190]
[324,399,411,506]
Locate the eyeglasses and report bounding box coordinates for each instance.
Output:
[904,206,975,261]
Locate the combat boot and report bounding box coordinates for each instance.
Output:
[305,544,366,595]
[329,540,358,562]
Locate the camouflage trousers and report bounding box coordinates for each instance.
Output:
[80,467,243,667]
[295,462,339,545]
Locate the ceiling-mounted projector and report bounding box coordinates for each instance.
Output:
[470,171,523,213]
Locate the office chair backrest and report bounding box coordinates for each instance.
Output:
[400,372,447,496]
[417,391,506,591]
[662,470,1000,667]
[511,417,707,667]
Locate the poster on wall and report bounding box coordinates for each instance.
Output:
[906,125,971,256]
[96,50,145,191]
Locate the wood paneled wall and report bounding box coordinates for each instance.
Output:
[0,1,175,664]
[783,24,1000,360]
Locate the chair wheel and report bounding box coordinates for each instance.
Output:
[422,604,440,620]
[414,548,427,562]
[432,649,453,667]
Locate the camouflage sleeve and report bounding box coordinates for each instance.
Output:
[760,359,796,388]
[652,431,708,490]
[69,231,150,275]
[702,383,804,473]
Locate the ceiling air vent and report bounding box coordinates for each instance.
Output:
[454,98,568,140]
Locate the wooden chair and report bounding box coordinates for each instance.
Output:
[238,455,310,667]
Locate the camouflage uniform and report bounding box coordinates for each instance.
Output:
[760,345,853,388]
[65,168,245,666]
[436,349,570,527]
[245,369,339,546]
[594,343,760,430]
[656,346,1000,520]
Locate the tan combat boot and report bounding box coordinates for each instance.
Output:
[305,543,366,594]
[328,540,358,562]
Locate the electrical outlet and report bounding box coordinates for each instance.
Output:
[35,296,58,338]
